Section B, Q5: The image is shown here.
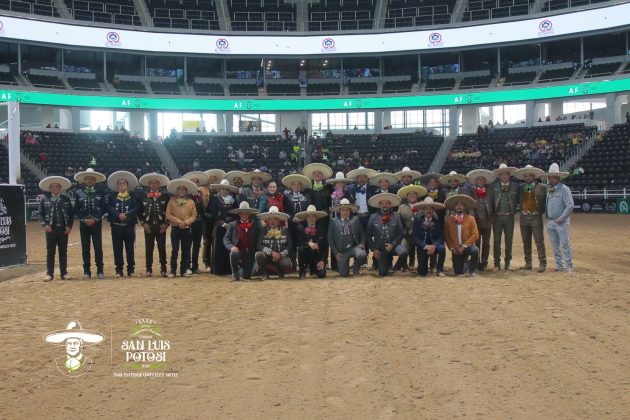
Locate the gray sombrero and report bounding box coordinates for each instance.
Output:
[415,196,446,211]
[74,168,106,184]
[466,169,496,184]
[229,201,260,215]
[294,204,328,221]
[513,165,545,181]
[39,176,72,192]
[369,172,399,186]
[395,167,422,181]
[167,178,197,196]
[326,171,353,184]
[107,171,138,191]
[347,166,378,179]
[282,174,312,190]
[209,179,239,193]
[139,172,169,188]
[439,171,468,186]
[444,194,476,211]
[368,192,402,208]
[303,163,333,180]
[258,205,289,222]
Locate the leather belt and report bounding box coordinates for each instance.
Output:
[521,211,540,216]
[357,212,369,216]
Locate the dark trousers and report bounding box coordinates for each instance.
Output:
[520,214,546,268]
[79,222,103,275]
[393,235,416,270]
[357,214,371,267]
[111,224,136,275]
[189,220,203,271]
[475,223,492,268]
[202,219,213,268]
[171,227,192,275]
[452,245,480,275]
[374,245,408,277]
[255,251,292,277]
[298,248,327,278]
[417,245,445,276]
[145,224,167,273]
[493,214,515,268]
[229,249,255,279]
[46,226,68,277]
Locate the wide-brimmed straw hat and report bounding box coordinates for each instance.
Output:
[513,165,545,181]
[139,172,169,188]
[167,178,197,196]
[74,168,106,184]
[347,166,378,179]
[444,194,476,211]
[439,171,468,186]
[229,201,260,215]
[492,163,517,177]
[258,205,289,222]
[282,174,312,190]
[204,169,226,182]
[294,204,328,221]
[44,321,104,344]
[326,171,353,184]
[331,198,359,213]
[419,172,443,185]
[209,179,239,193]
[369,172,398,186]
[249,169,272,183]
[303,163,333,180]
[395,167,422,180]
[368,192,402,208]
[414,196,446,211]
[107,171,138,191]
[225,170,251,185]
[397,184,428,200]
[466,169,496,184]
[540,163,570,180]
[39,176,72,192]
[182,171,209,186]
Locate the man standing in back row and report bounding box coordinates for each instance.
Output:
[543,163,575,275]
[491,164,519,272]
[514,165,547,273]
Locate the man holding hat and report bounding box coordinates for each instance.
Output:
[224,201,260,281]
[166,178,198,277]
[491,163,520,272]
[202,169,225,272]
[107,171,140,277]
[467,169,496,272]
[413,197,446,277]
[396,184,427,271]
[74,168,106,279]
[139,172,170,278]
[366,192,408,277]
[295,205,329,279]
[182,171,210,274]
[256,206,293,279]
[327,199,367,278]
[38,176,74,282]
[514,165,547,272]
[542,163,574,275]
[444,195,480,277]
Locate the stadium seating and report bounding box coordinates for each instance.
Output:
[538,67,576,83]
[424,78,456,91]
[266,83,300,96]
[65,0,141,25]
[462,0,535,22]
[385,0,454,28]
[0,71,19,86]
[111,80,147,93]
[348,81,378,95]
[192,83,225,95]
[0,0,58,17]
[27,74,65,89]
[229,0,297,31]
[460,75,493,89]
[67,77,102,91]
[503,71,536,86]
[147,0,220,29]
[150,80,182,95]
[306,83,341,96]
[583,62,622,78]
[228,83,258,96]
[382,80,413,93]
[309,0,376,31]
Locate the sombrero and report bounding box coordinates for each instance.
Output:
[368,192,402,208]
[294,204,328,221]
[326,171,353,184]
[513,165,545,181]
[182,171,209,185]
[258,206,289,222]
[369,172,399,186]
[204,169,226,182]
[439,171,468,186]
[209,179,239,193]
[397,184,428,200]
[419,172,443,185]
[395,167,422,181]
[229,201,260,215]
[331,198,359,213]
[414,196,446,211]
[107,171,138,191]
[347,166,378,179]
[225,170,251,185]
[303,163,333,180]
[541,163,570,180]
[249,169,272,183]
[167,178,197,196]
[44,321,104,344]
[74,168,106,184]
[444,194,476,211]
[39,176,72,192]
[492,163,517,177]
[466,169,496,184]
[139,172,169,188]
[282,174,312,189]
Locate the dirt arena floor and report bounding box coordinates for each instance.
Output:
[1,214,629,419]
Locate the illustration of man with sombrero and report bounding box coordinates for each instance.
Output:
[44,321,104,377]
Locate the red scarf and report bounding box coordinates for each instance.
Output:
[304,226,317,236]
[475,187,486,199]
[453,214,464,225]
[239,220,254,231]
[147,192,161,198]
[381,214,391,224]
[411,207,419,215]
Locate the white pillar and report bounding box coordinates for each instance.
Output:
[448,107,460,139]
[59,108,73,130]
[374,109,383,134]
[129,111,144,137]
[8,101,21,184]
[460,105,478,134]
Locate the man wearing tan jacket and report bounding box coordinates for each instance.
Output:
[444,195,480,278]
[166,179,198,278]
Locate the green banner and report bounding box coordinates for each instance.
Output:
[616,198,630,214]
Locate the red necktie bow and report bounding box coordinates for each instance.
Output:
[453,214,464,225]
[381,215,391,224]
[476,187,486,198]
[147,192,160,198]
[305,226,317,236]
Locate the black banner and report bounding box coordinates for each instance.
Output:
[0,185,27,267]
[572,198,619,214]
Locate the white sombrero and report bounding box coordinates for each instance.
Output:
[492,163,517,177]
[439,171,468,186]
[326,171,353,184]
[414,196,446,211]
[331,198,359,213]
[541,163,570,180]
[249,169,272,183]
[282,174,312,190]
[209,179,239,193]
[466,169,496,184]
[139,172,169,188]
[229,201,260,215]
[167,178,197,196]
[182,171,209,185]
[74,168,106,184]
[44,321,104,344]
[395,167,422,181]
[444,194,476,211]
[369,172,399,186]
[258,205,289,222]
[107,171,138,191]
[303,163,333,180]
[419,172,443,185]
[347,166,378,179]
[397,184,428,200]
[513,165,545,181]
[294,204,328,221]
[225,170,251,185]
[204,169,226,182]
[368,192,402,208]
[39,176,72,192]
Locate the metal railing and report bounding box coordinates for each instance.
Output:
[572,188,628,199]
[541,0,612,13]
[0,0,56,16]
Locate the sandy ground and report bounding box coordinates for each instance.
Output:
[0,214,629,419]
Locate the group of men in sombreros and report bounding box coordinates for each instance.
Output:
[38,160,575,281]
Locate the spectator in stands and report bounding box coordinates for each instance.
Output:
[295,126,302,141]
[170,127,177,139]
[45,123,52,128]
[626,111,630,124]
[64,167,75,178]
[192,158,200,171]
[39,152,48,162]
[106,125,111,131]
[106,171,140,277]
[283,127,290,139]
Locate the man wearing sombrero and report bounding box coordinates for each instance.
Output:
[224,201,260,281]
[542,163,575,275]
[44,321,104,376]
[490,163,520,272]
[38,176,74,282]
[412,197,446,277]
[327,198,367,278]
[347,166,377,245]
[207,179,239,275]
[166,178,198,277]
[514,165,547,273]
[444,194,480,278]
[303,163,333,216]
[282,173,311,259]
[255,206,293,279]
[295,205,329,279]
[106,171,140,277]
[439,171,472,202]
[395,167,422,192]
[74,168,106,279]
[202,169,225,273]
[224,171,249,196]
[419,173,445,203]
[368,172,399,212]
[139,172,170,278]
[182,171,210,275]
[395,184,427,271]
[327,171,354,214]
[366,192,408,277]
[467,169,495,272]
[240,169,271,209]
